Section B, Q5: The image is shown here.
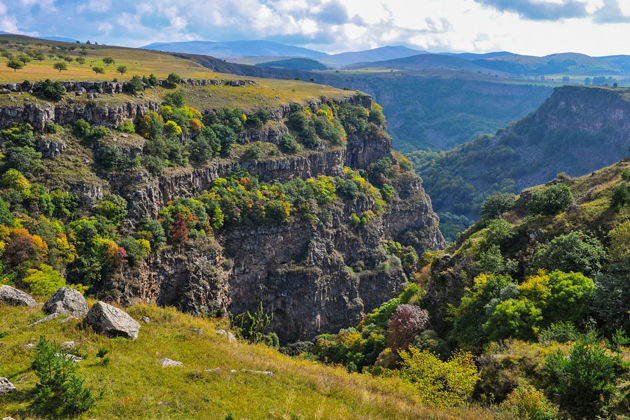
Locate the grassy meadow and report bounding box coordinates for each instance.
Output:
[0,303,498,419]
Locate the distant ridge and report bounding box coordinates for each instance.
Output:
[142,40,327,59]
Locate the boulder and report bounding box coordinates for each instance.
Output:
[0,285,37,307]
[43,287,88,318]
[0,377,16,394]
[85,301,140,340]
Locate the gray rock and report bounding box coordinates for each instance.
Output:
[216,329,237,343]
[242,369,273,377]
[205,367,221,373]
[29,313,60,327]
[0,285,37,307]
[23,343,35,349]
[85,301,140,340]
[43,287,88,318]
[190,327,204,334]
[159,358,183,367]
[141,316,151,323]
[0,377,16,394]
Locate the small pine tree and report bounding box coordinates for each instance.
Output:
[31,337,96,418]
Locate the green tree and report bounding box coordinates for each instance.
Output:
[116,65,127,75]
[481,193,517,219]
[102,57,115,65]
[484,298,543,341]
[528,184,574,216]
[534,231,606,275]
[95,194,128,225]
[396,347,479,408]
[164,90,185,107]
[31,337,96,418]
[53,62,67,72]
[6,58,24,71]
[92,66,105,74]
[22,264,68,297]
[545,336,628,419]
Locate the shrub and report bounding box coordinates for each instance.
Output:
[117,119,135,133]
[92,66,105,74]
[123,75,145,94]
[95,194,128,225]
[610,183,629,209]
[534,231,606,275]
[484,298,542,341]
[545,336,628,419]
[591,271,630,334]
[230,302,278,347]
[279,133,301,154]
[31,337,96,418]
[500,386,559,420]
[5,146,43,178]
[164,90,185,107]
[166,72,182,87]
[481,193,517,219]
[538,321,580,344]
[387,304,429,351]
[34,79,66,101]
[242,143,262,161]
[396,347,479,407]
[528,184,573,216]
[22,264,67,297]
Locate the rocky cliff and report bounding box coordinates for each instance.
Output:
[0,84,444,342]
[414,85,630,223]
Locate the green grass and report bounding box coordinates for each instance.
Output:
[0,303,498,419]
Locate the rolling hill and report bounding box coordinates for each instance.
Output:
[142,40,327,59]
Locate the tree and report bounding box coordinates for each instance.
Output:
[484,298,542,341]
[545,336,628,419]
[95,194,128,225]
[102,56,115,65]
[279,133,301,154]
[53,62,67,72]
[22,264,67,297]
[34,79,66,101]
[92,66,105,74]
[164,90,185,107]
[481,193,517,219]
[116,65,127,76]
[528,184,574,216]
[397,347,479,407]
[534,231,606,275]
[31,337,95,418]
[166,72,182,87]
[6,58,24,71]
[387,304,429,351]
[230,302,278,347]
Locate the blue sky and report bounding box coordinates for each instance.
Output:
[1,0,629,56]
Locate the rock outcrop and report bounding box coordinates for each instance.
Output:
[85,301,140,340]
[0,378,16,394]
[0,285,37,307]
[43,287,89,318]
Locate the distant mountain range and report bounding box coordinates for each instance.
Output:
[143,40,630,77]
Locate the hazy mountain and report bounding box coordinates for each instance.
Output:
[344,53,502,74]
[256,57,328,71]
[40,36,79,43]
[142,40,327,59]
[321,46,424,67]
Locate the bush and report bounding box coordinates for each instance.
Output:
[117,119,135,133]
[528,184,573,216]
[166,73,182,87]
[481,193,517,219]
[538,321,580,344]
[534,231,606,275]
[31,337,96,418]
[484,298,542,341]
[545,336,628,419]
[34,79,66,101]
[164,90,185,107]
[396,347,479,407]
[22,264,68,297]
[500,386,559,420]
[242,143,262,161]
[387,304,429,351]
[230,302,278,347]
[279,133,301,154]
[95,194,128,225]
[123,75,145,94]
[5,146,43,178]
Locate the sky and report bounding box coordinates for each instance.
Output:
[1,0,630,56]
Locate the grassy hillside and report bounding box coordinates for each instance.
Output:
[0,303,496,419]
[0,35,350,107]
